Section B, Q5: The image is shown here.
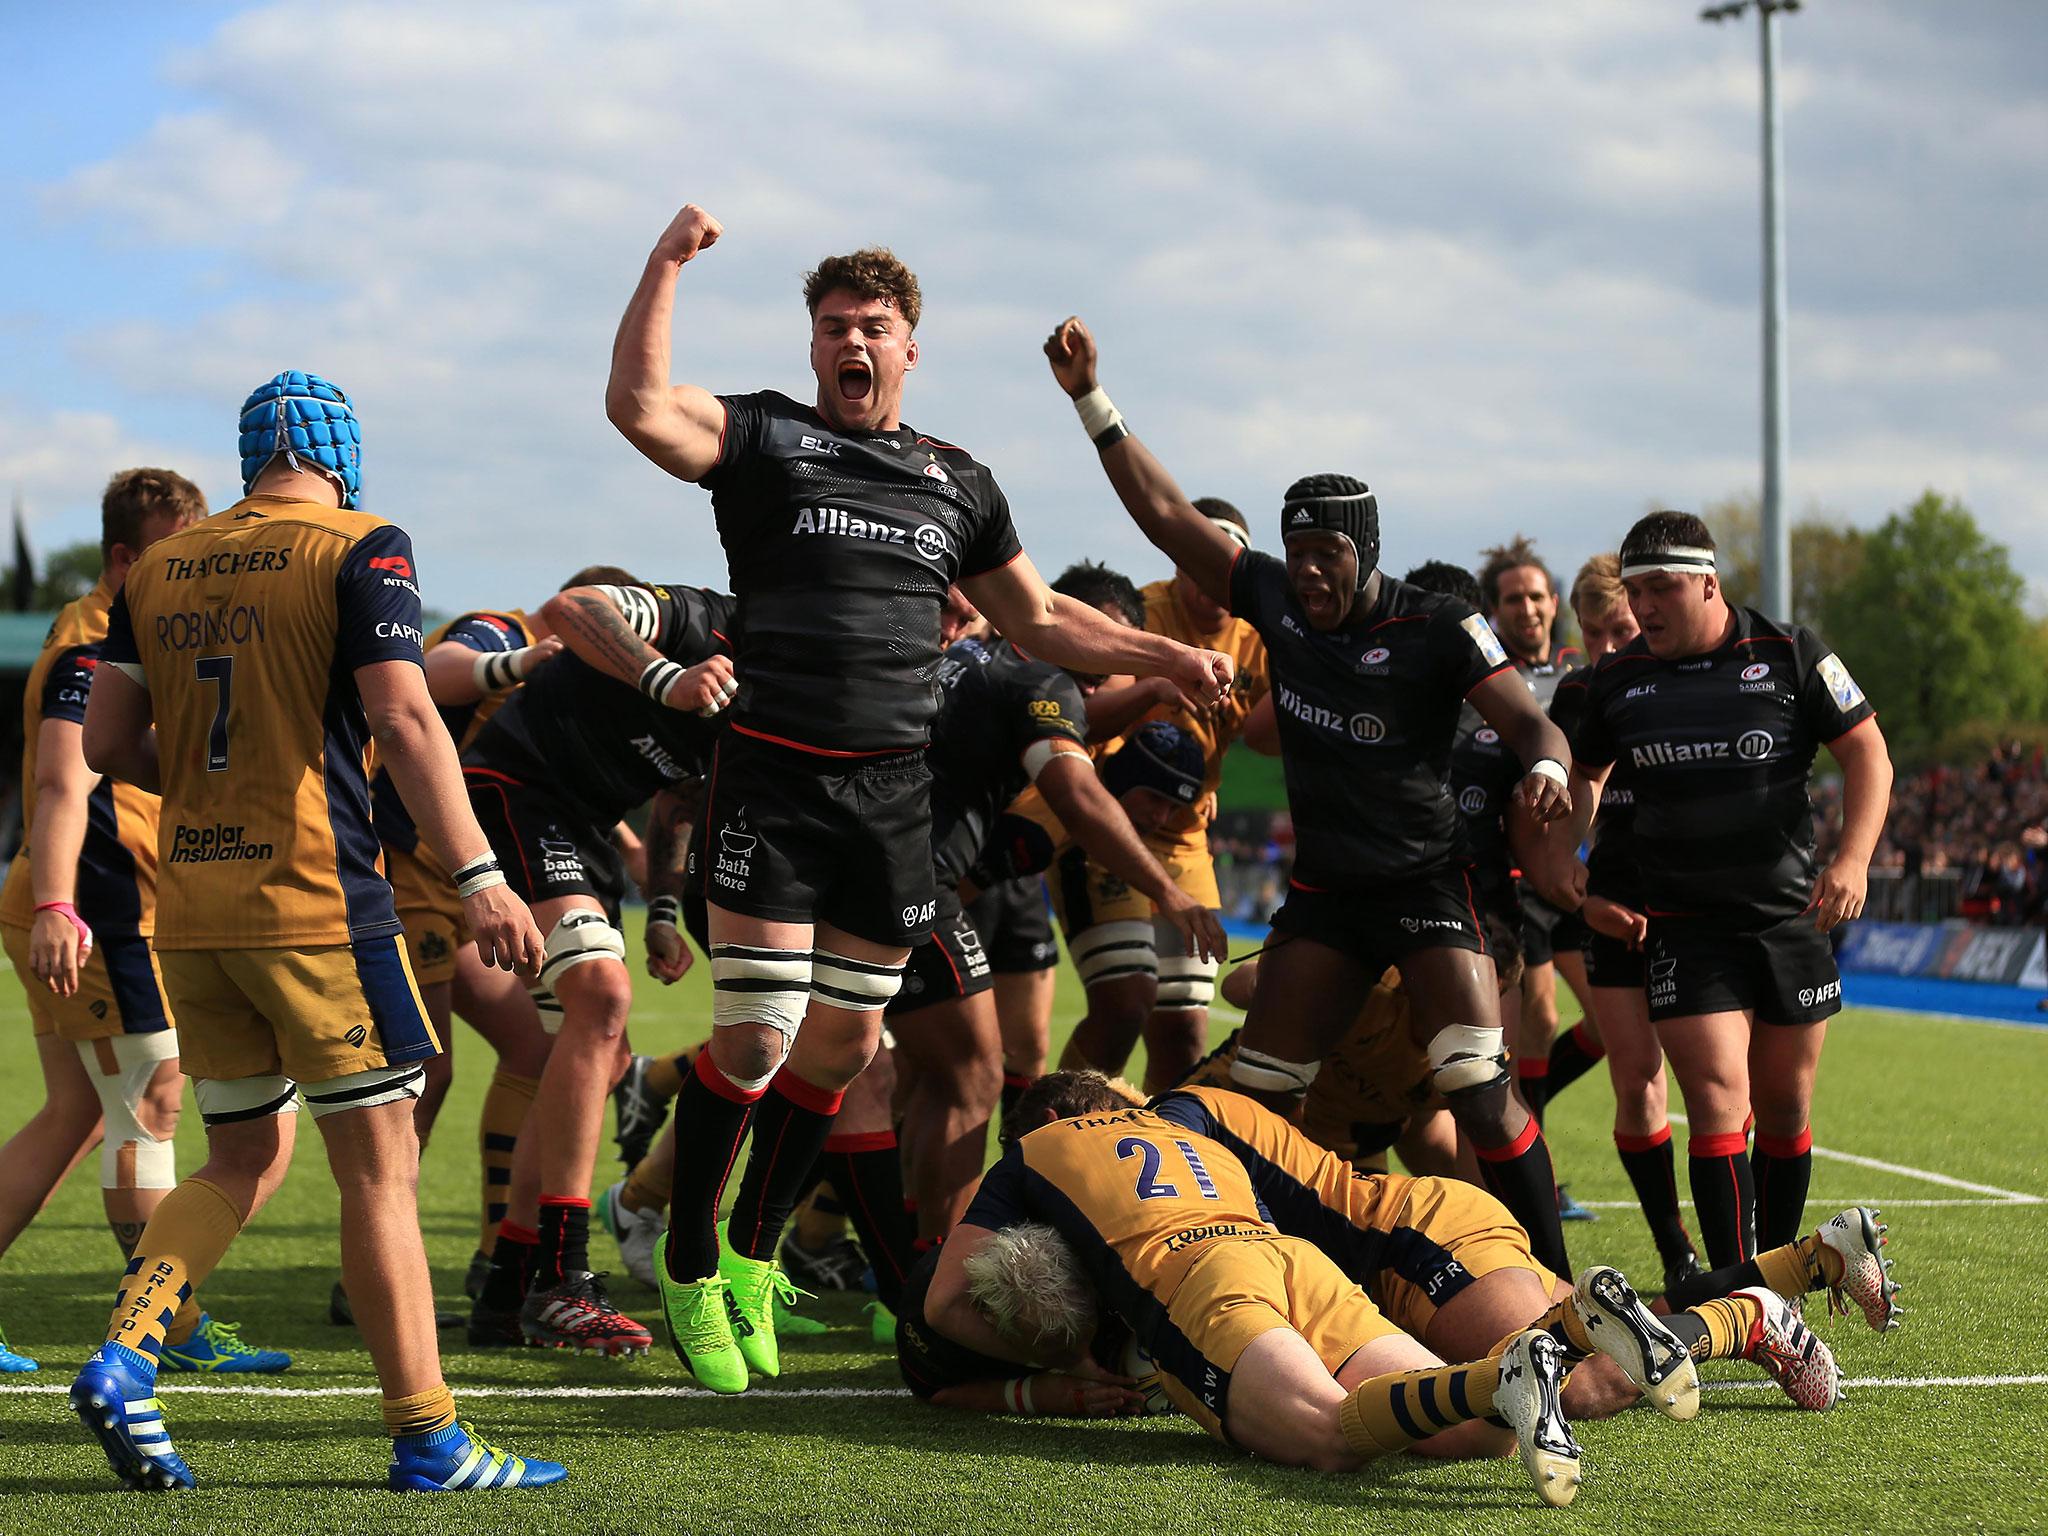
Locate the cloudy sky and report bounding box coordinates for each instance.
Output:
[5,0,2044,615]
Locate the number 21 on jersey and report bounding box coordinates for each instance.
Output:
[1117,1136,1221,1201]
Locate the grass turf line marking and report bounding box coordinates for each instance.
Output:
[1665,1112,2042,1203]
[9,1376,2048,1402]
[1573,1197,2040,1210]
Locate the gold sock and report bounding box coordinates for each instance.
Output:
[1686,1294,1763,1360]
[1339,1359,1501,1458]
[1511,1296,1595,1363]
[621,1147,672,1215]
[163,1296,204,1348]
[1756,1232,1837,1298]
[105,1177,243,1361]
[645,1050,691,1102]
[382,1383,459,1439]
[478,1070,540,1254]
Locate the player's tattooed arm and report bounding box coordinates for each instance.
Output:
[606,203,730,482]
[1043,316,1239,610]
[542,586,736,712]
[642,786,698,984]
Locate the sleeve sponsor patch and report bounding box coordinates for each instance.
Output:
[1817,652,1865,711]
[1460,613,1510,669]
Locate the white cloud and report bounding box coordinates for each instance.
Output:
[19,0,2048,618]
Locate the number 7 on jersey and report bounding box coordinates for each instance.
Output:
[195,655,233,771]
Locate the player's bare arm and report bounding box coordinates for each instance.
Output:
[1468,668,1573,824]
[1043,316,1239,608]
[1811,716,1892,932]
[25,717,99,996]
[963,555,1232,713]
[925,1224,1058,1368]
[422,633,562,707]
[1079,676,1180,743]
[1035,753,1227,965]
[356,660,544,976]
[605,203,731,482]
[79,663,160,795]
[540,585,737,713]
[642,786,696,984]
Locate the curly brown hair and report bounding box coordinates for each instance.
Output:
[1478,533,1554,615]
[804,248,922,331]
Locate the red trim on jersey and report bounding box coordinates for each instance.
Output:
[823,1129,898,1155]
[730,721,900,759]
[1460,868,1488,953]
[960,545,1028,583]
[710,628,729,646]
[463,765,526,787]
[1288,877,1327,893]
[1643,908,1699,918]
[1614,1125,1673,1154]
[1462,658,1515,698]
[698,740,723,900]
[1365,613,1430,634]
[467,774,535,894]
[1734,635,1795,647]
[913,435,959,451]
[1824,713,1880,749]
[1475,1116,1542,1163]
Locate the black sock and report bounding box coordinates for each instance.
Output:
[823,1131,917,1312]
[664,1053,763,1283]
[1664,1255,1769,1312]
[1752,1130,1813,1250]
[1660,1311,1711,1356]
[1474,1119,1569,1274]
[1687,1134,1757,1270]
[535,1199,590,1288]
[1615,1127,1697,1273]
[1545,1022,1605,1103]
[1000,1071,1032,1126]
[1518,1065,1550,1126]
[480,1228,536,1310]
[728,1072,843,1263]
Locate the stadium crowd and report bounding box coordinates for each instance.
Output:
[1,203,1914,1508]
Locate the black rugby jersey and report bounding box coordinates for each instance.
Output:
[1226,552,1514,888]
[372,609,534,855]
[700,391,1024,756]
[1448,704,1525,919]
[1568,606,1874,920]
[1514,647,1582,712]
[1549,672,1638,905]
[927,639,1088,886]
[465,584,735,828]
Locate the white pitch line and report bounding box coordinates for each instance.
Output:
[1665,1112,2042,1203]
[8,1376,2046,1402]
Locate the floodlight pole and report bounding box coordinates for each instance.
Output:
[1704,0,1797,621]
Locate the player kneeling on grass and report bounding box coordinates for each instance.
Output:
[68,371,563,1493]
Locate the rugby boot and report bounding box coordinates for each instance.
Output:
[1557,1184,1599,1223]
[0,1324,38,1373]
[1495,1330,1584,1509]
[1816,1207,1903,1331]
[1738,1288,1841,1412]
[520,1271,652,1357]
[159,1314,292,1374]
[1572,1264,1699,1421]
[70,1342,194,1491]
[389,1420,567,1492]
[654,1232,748,1393]
[780,1231,870,1292]
[596,1179,664,1289]
[611,1054,667,1170]
[717,1238,804,1379]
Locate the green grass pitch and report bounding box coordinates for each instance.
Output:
[1,925,2044,1534]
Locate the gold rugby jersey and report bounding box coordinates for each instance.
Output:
[102,495,428,949]
[1134,577,1269,853]
[0,577,161,937]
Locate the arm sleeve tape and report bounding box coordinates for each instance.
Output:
[593,585,662,641]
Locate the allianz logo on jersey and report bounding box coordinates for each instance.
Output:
[630,733,690,780]
[791,506,949,562]
[1276,682,1385,743]
[1630,729,1775,767]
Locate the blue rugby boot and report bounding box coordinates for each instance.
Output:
[0,1324,37,1373]
[70,1342,195,1491]
[159,1313,292,1374]
[389,1420,568,1492]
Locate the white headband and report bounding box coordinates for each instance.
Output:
[1210,517,1251,550]
[1620,545,1716,579]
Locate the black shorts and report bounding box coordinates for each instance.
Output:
[1269,866,1489,976]
[698,732,935,947]
[464,766,628,923]
[890,886,993,1017]
[1518,886,1569,967]
[963,877,1057,975]
[1644,912,1841,1026]
[1583,926,1646,989]
[1549,908,1590,961]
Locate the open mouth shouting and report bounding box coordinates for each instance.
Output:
[837,357,874,403]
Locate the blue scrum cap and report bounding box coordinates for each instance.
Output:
[239,370,362,507]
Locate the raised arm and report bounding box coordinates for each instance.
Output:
[1042,317,1240,608]
[961,556,1231,713]
[605,203,732,483]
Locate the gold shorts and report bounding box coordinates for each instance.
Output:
[1050,841,1221,934]
[159,934,436,1084]
[384,843,466,989]
[4,922,172,1041]
[1353,1173,1556,1339]
[1157,1234,1401,1441]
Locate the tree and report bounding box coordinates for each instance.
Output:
[1822,491,2043,759]
[1702,493,1864,629]
[0,538,103,611]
